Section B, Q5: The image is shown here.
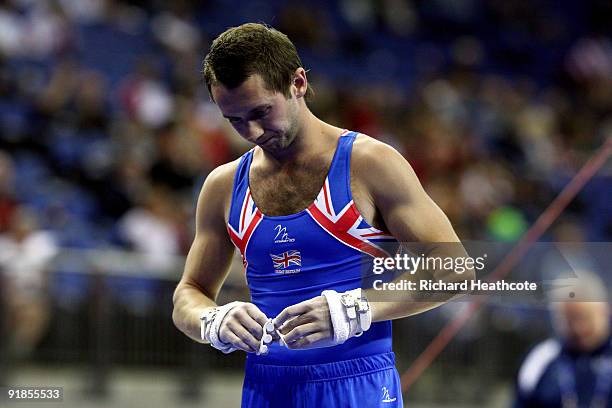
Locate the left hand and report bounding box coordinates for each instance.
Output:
[273,296,334,349]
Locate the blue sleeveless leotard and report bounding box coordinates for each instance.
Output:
[227,130,398,365]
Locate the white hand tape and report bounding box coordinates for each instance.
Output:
[206,301,245,354]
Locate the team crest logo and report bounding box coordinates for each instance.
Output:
[273,224,296,243]
[270,250,301,274]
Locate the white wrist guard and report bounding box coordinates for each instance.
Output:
[200,301,245,354]
[321,288,372,345]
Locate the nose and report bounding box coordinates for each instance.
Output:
[244,121,265,142]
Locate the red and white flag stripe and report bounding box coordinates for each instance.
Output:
[307,180,394,258]
[227,188,263,267]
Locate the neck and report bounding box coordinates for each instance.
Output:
[566,330,611,355]
[261,108,332,166]
[590,330,612,353]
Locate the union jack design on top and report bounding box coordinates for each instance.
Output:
[306,177,396,259]
[227,187,263,268]
[225,130,400,278]
[270,250,302,269]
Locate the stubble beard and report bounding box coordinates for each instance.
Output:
[266,107,301,154]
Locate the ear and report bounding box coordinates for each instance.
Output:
[292,68,308,99]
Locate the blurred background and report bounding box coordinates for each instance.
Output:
[0,0,610,407]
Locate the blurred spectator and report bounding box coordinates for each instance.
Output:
[0,1,74,59]
[151,9,201,55]
[0,207,58,358]
[514,272,612,408]
[119,58,175,129]
[148,118,208,193]
[117,185,183,268]
[0,151,17,233]
[0,0,608,247]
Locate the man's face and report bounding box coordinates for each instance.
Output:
[555,302,610,352]
[211,74,300,153]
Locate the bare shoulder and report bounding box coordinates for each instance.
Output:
[204,158,241,191]
[196,157,242,223]
[351,133,412,183]
[350,133,456,243]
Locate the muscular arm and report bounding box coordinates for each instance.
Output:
[172,163,236,343]
[274,136,475,349]
[353,138,475,322]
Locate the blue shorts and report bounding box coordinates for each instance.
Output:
[241,352,403,407]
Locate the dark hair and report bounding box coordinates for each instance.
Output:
[203,23,313,101]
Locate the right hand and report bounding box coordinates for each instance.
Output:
[218,302,270,353]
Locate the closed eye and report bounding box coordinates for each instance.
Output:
[224,105,272,124]
[251,106,271,120]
